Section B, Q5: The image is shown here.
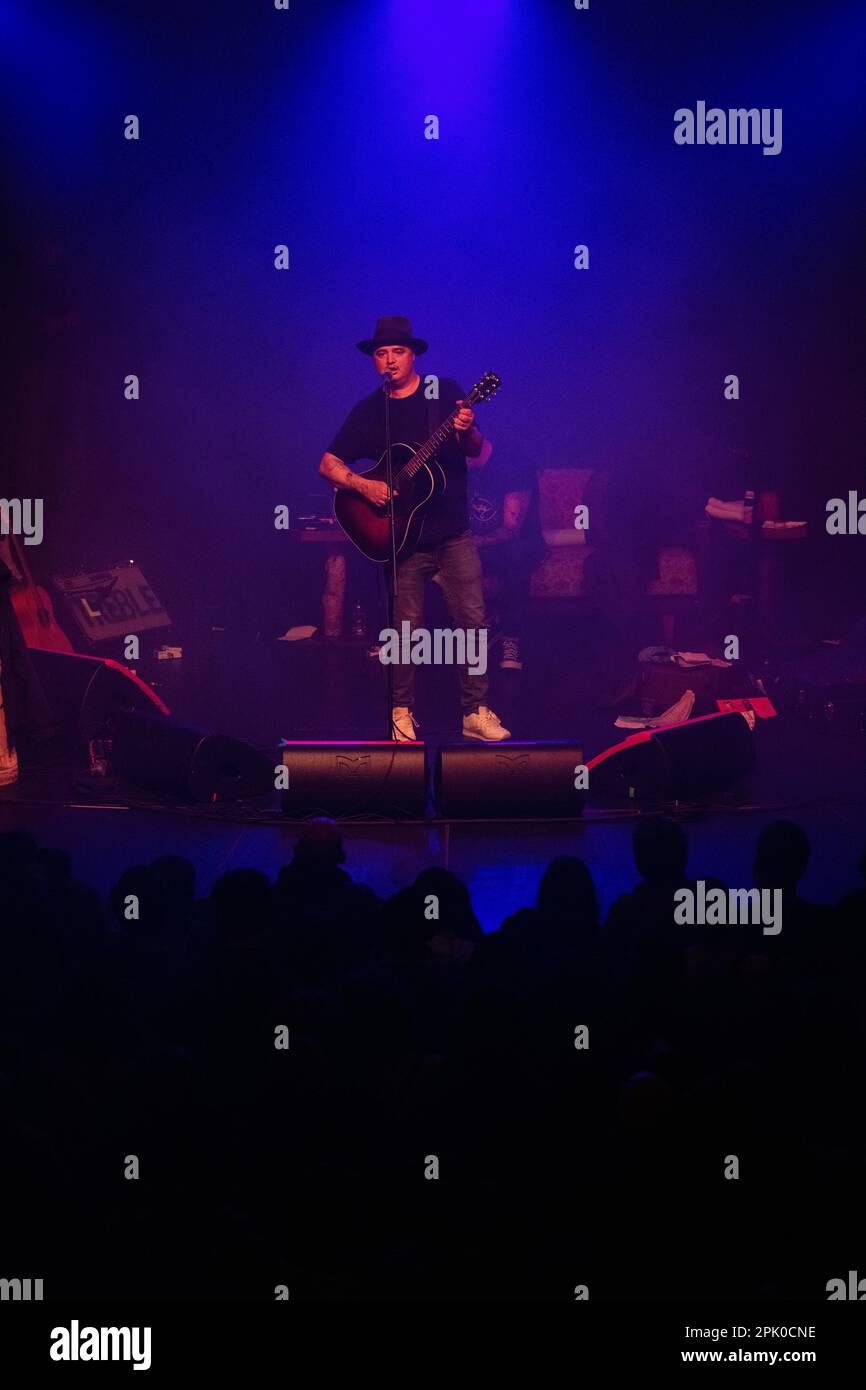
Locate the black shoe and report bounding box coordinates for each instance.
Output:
[500,637,523,670]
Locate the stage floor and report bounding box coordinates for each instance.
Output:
[5,618,865,928]
[4,719,865,932]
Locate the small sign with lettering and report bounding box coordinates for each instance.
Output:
[55,563,171,642]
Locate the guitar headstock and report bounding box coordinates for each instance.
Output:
[466,371,501,407]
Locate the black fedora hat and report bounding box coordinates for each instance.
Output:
[357,315,428,356]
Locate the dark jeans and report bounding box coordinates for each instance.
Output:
[388,529,489,714]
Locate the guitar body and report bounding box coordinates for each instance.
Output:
[331,371,501,561]
[0,532,74,653]
[11,581,74,653]
[334,444,447,562]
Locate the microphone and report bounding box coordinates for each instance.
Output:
[382,371,395,393]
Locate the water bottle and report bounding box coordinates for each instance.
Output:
[350,601,367,639]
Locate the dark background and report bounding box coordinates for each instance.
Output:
[2,0,865,636]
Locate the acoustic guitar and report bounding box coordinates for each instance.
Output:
[0,526,74,653]
[333,371,501,562]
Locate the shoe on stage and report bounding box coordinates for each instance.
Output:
[462,706,511,741]
[500,637,523,670]
[391,707,420,742]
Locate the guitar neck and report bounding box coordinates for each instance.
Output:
[395,404,466,484]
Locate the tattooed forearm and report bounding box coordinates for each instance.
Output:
[319,453,362,491]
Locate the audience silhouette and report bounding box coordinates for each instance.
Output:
[1,816,862,1300]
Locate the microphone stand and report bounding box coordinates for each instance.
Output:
[382,373,399,738]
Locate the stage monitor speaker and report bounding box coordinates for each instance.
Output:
[26,647,169,743]
[113,711,272,802]
[587,711,756,801]
[279,741,427,819]
[434,742,586,819]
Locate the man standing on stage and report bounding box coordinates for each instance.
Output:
[318,316,511,743]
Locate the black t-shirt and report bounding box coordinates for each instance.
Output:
[327,376,468,546]
[468,451,542,552]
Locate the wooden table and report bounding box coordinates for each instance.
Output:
[721,517,808,630]
[756,524,808,629]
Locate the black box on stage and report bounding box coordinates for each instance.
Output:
[279,741,427,819]
[434,742,586,819]
[26,648,169,743]
[113,712,273,802]
[588,711,756,802]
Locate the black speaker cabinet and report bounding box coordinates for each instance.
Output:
[434,742,587,819]
[113,712,272,802]
[279,741,427,819]
[587,711,756,801]
[26,648,168,742]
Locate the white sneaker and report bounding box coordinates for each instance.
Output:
[462,705,511,741]
[392,707,420,742]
